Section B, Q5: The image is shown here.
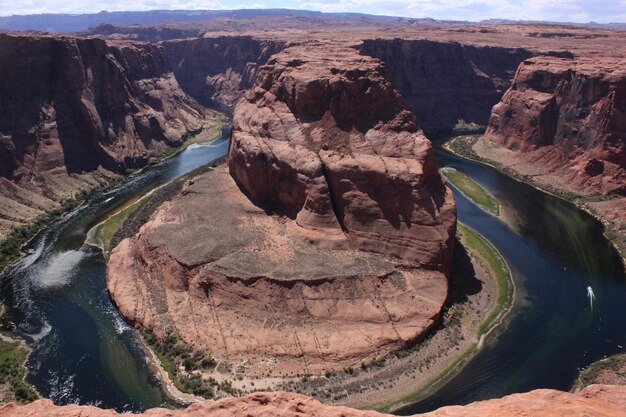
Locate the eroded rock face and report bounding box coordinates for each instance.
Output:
[485,56,626,195]
[107,42,455,377]
[162,36,286,108]
[108,167,449,376]
[229,42,456,267]
[359,39,536,135]
[0,33,208,238]
[3,385,626,417]
[0,33,206,177]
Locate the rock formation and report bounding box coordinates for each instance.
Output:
[107,42,456,378]
[229,42,456,266]
[3,385,626,417]
[0,33,210,239]
[484,56,626,196]
[359,39,535,135]
[162,36,286,108]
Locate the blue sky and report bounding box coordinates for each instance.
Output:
[1,0,625,23]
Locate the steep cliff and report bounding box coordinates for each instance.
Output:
[359,39,535,135]
[3,385,626,417]
[162,36,286,108]
[484,56,626,196]
[230,42,456,266]
[0,33,209,239]
[107,42,455,380]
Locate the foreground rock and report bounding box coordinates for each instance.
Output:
[3,385,626,417]
[107,42,455,379]
[0,33,211,239]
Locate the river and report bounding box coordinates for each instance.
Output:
[0,132,624,413]
[0,132,230,412]
[397,141,626,413]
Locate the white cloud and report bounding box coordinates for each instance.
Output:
[518,0,626,22]
[0,1,226,16]
[0,0,624,23]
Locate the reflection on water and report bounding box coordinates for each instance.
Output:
[0,134,230,412]
[1,130,624,413]
[398,142,626,414]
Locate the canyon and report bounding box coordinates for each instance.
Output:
[484,56,626,196]
[3,22,626,242]
[0,33,220,240]
[106,42,456,378]
[0,13,625,417]
[476,55,626,260]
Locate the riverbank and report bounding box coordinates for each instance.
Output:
[445,135,626,267]
[440,167,500,216]
[572,354,626,392]
[100,154,514,412]
[0,121,227,276]
[311,223,514,413]
[146,221,514,413]
[0,306,39,404]
[84,123,225,255]
[0,120,227,408]
[0,174,122,275]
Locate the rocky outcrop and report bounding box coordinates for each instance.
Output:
[86,24,203,42]
[3,385,626,417]
[0,33,209,238]
[359,39,535,135]
[107,42,455,378]
[162,36,286,108]
[230,42,456,266]
[484,56,626,196]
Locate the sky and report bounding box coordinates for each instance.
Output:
[0,0,625,23]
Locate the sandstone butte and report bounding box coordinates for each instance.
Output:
[2,385,626,417]
[106,42,456,377]
[0,33,212,239]
[484,56,626,196]
[479,55,626,259]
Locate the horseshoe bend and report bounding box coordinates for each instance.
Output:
[0,8,625,417]
[106,42,457,378]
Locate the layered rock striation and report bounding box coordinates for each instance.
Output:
[0,33,209,238]
[229,42,456,266]
[359,39,536,135]
[107,42,456,377]
[484,56,626,196]
[162,36,286,108]
[3,385,626,417]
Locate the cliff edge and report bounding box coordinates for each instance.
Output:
[106,42,456,380]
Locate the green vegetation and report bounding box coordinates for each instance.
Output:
[2,124,225,273]
[143,331,236,399]
[367,223,514,413]
[447,135,583,202]
[447,135,482,161]
[0,177,123,273]
[0,338,38,403]
[441,167,500,216]
[447,135,626,266]
[156,124,224,161]
[457,224,513,335]
[573,353,626,391]
[91,202,142,253]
